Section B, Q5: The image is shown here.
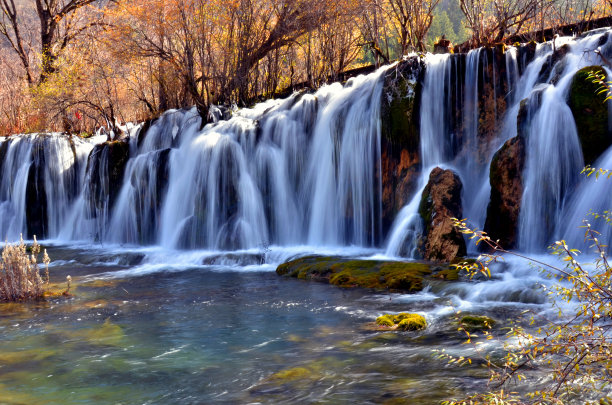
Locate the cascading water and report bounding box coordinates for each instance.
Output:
[518,33,612,251]
[0,30,609,257]
[0,134,94,240]
[2,29,612,405]
[387,29,612,256]
[385,54,453,256]
[57,68,388,250]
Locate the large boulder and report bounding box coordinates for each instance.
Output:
[379,57,424,237]
[484,135,525,248]
[418,167,466,262]
[567,65,611,165]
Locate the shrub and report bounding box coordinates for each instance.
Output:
[0,236,50,301]
[442,219,612,404]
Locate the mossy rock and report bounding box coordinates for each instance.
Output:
[277,255,472,291]
[277,256,432,292]
[375,314,396,327]
[381,58,423,150]
[375,313,426,331]
[459,315,496,332]
[567,65,611,165]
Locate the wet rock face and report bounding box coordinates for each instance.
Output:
[379,57,424,236]
[86,140,130,215]
[568,65,612,165]
[26,142,47,239]
[484,136,525,249]
[517,41,537,76]
[418,167,466,262]
[475,47,508,160]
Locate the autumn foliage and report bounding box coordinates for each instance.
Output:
[0,0,610,135]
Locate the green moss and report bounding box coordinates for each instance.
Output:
[277,256,432,292]
[432,266,460,280]
[460,315,496,332]
[375,313,426,331]
[568,65,611,165]
[277,255,474,292]
[418,187,433,230]
[382,79,419,148]
[375,314,396,327]
[397,314,426,331]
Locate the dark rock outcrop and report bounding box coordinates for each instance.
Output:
[434,38,453,54]
[86,140,130,216]
[484,136,526,248]
[475,47,509,160]
[418,167,466,262]
[568,65,611,165]
[517,41,537,76]
[136,117,158,148]
[25,140,48,238]
[379,57,424,237]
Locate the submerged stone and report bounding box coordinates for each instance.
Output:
[459,315,496,332]
[277,255,467,292]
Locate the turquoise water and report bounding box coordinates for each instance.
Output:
[0,245,548,404]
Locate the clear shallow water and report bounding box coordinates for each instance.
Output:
[0,245,557,404]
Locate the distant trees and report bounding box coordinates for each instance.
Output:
[458,0,539,45]
[388,0,441,53]
[107,0,335,113]
[0,0,610,135]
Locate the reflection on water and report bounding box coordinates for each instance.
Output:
[0,245,550,404]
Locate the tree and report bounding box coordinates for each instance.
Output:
[459,0,539,45]
[442,216,612,404]
[387,0,441,53]
[0,0,102,86]
[108,0,335,114]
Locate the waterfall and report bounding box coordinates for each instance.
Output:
[386,29,612,256]
[385,54,454,256]
[57,67,388,250]
[518,32,611,251]
[0,134,93,240]
[0,29,609,257]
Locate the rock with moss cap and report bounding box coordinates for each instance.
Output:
[375,313,426,331]
[567,65,611,165]
[459,315,496,332]
[277,256,433,292]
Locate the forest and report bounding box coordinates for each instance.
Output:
[0,0,609,136]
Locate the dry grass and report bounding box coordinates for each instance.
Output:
[0,236,50,302]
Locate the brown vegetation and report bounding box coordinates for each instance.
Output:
[0,236,49,301]
[0,0,609,135]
